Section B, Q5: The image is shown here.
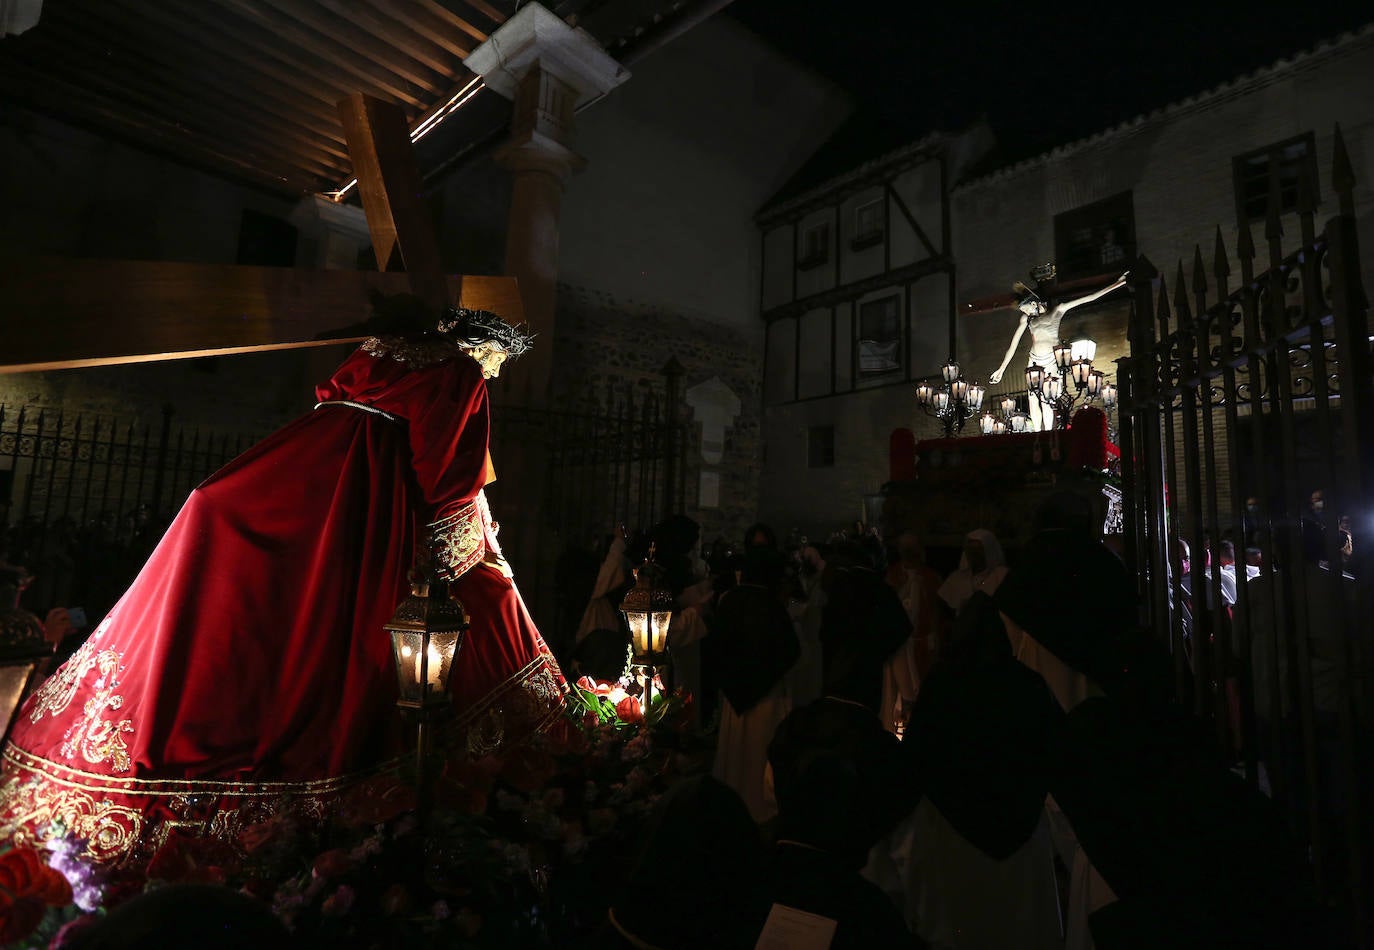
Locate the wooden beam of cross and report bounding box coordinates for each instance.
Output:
[0,258,521,374]
[0,93,518,374]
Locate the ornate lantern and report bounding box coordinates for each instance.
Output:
[967,382,986,411]
[941,359,961,384]
[979,412,997,435]
[1071,358,1094,387]
[1070,338,1097,363]
[620,545,674,708]
[932,389,951,413]
[915,380,934,405]
[1043,373,1063,401]
[1009,411,1029,433]
[950,377,969,402]
[999,394,1018,419]
[1102,382,1119,409]
[1053,341,1073,373]
[1025,364,1044,393]
[1087,369,1106,398]
[385,574,468,712]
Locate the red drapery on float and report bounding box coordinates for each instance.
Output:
[0,344,564,865]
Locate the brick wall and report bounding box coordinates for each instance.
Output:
[552,284,762,548]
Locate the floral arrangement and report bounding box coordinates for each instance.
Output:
[1,675,703,949]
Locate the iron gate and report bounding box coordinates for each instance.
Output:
[1119,124,1373,943]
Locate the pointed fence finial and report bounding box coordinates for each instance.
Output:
[1213,226,1231,281]
[1332,123,1355,217]
[1174,260,1192,323]
[1157,274,1172,328]
[1192,244,1208,296]
[1132,254,1159,282]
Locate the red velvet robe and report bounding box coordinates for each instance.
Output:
[0,344,564,865]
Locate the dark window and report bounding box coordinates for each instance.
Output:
[808,425,835,468]
[1233,133,1318,223]
[852,199,884,249]
[856,294,902,376]
[1053,192,1135,280]
[798,222,830,270]
[236,209,298,267]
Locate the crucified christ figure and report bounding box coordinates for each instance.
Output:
[988,271,1130,431]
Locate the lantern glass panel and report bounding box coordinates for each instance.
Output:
[1072,359,1093,385]
[1044,374,1062,400]
[993,420,1007,435]
[999,395,1017,418]
[951,378,969,401]
[1102,383,1118,408]
[1009,412,1028,433]
[980,412,996,434]
[623,607,672,658]
[1070,338,1097,363]
[1087,370,1105,397]
[967,384,985,410]
[1025,365,1044,392]
[941,360,960,384]
[1054,342,1073,371]
[390,629,461,707]
[933,389,950,412]
[915,382,933,405]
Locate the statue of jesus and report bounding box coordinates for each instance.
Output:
[989,271,1130,431]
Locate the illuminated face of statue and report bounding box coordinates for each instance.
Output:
[1018,298,1045,317]
[465,342,509,379]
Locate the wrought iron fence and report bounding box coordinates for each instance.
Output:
[0,403,262,619]
[487,361,694,653]
[1119,124,1373,944]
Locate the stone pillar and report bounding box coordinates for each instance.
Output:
[465,4,628,638]
[466,1,627,407]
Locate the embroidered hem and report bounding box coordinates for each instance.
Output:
[0,654,565,865]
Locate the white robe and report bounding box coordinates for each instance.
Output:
[712,678,792,823]
[888,796,1062,950]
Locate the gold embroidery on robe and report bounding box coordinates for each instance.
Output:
[57,648,134,772]
[0,776,143,862]
[429,499,485,581]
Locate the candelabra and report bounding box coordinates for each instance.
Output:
[915,359,985,436]
[1027,338,1112,430]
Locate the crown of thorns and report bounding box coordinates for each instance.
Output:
[436,307,534,358]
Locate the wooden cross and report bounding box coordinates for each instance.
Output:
[0,94,519,375]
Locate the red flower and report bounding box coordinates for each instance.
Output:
[146,831,238,885]
[311,848,356,880]
[237,814,296,856]
[615,695,644,725]
[0,847,70,944]
[0,847,72,907]
[337,774,417,827]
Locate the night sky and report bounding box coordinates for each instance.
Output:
[727,2,1370,168]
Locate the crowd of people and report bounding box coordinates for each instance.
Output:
[568,497,1331,949]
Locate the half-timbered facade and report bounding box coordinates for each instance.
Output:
[758,25,1374,538]
[755,126,994,534]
